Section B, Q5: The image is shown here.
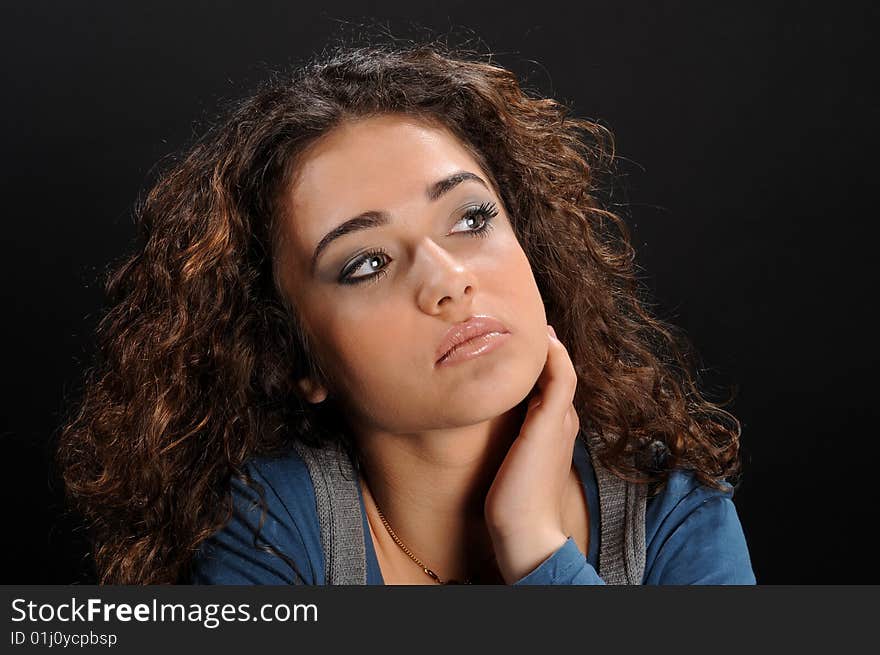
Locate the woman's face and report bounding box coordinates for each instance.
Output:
[276,113,549,434]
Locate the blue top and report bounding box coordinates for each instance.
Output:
[190,437,756,585]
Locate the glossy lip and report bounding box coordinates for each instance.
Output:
[436,331,511,368]
[435,315,511,366]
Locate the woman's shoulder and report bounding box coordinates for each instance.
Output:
[643,468,755,584]
[235,444,317,508]
[189,444,325,584]
[228,444,323,546]
[652,466,735,503]
[645,467,737,533]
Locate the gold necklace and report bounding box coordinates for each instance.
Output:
[371,497,473,585]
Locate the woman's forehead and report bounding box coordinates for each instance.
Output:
[282,115,489,251]
[291,116,480,204]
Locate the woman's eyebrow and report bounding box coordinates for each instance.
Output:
[309,170,489,275]
[426,170,487,201]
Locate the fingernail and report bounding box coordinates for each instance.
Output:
[548,325,557,338]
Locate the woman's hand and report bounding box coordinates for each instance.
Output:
[483,324,581,583]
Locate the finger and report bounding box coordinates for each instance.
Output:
[563,403,580,438]
[531,327,578,418]
[520,339,579,451]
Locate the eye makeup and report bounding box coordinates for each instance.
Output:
[338,201,500,286]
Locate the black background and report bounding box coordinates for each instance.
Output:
[1,1,876,584]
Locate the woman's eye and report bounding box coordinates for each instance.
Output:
[450,201,499,237]
[338,201,500,286]
[340,250,389,286]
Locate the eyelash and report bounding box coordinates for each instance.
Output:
[339,202,500,286]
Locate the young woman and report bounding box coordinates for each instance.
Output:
[56,43,755,585]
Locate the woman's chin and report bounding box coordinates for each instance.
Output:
[435,382,534,426]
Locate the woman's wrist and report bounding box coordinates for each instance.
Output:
[490,528,569,584]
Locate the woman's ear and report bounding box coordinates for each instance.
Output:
[296,377,328,404]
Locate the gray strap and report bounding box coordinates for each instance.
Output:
[291,442,366,585]
[586,436,647,585]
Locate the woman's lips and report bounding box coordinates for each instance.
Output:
[435,331,512,367]
[435,315,509,362]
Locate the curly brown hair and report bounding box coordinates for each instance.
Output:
[55,41,742,584]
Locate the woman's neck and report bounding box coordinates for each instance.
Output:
[353,402,527,583]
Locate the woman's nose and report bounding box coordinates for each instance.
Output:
[414,237,478,317]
